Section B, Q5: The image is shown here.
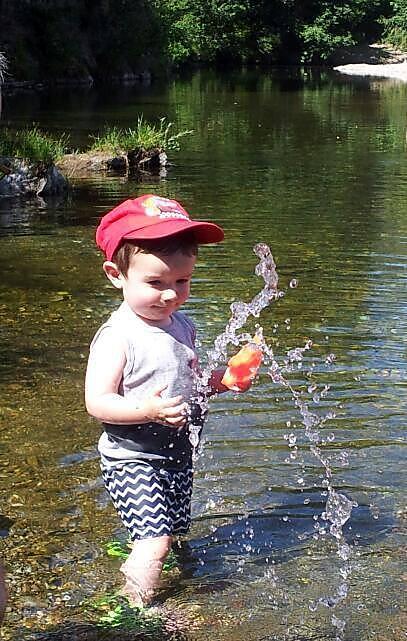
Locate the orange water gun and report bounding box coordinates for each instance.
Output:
[221,336,263,392]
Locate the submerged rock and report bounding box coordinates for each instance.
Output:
[0,158,69,197]
[57,148,167,178]
[127,147,167,172]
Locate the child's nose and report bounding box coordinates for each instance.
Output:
[161,288,177,302]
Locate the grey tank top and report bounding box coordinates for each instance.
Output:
[91,302,201,470]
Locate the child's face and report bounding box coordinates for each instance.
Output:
[106,249,196,326]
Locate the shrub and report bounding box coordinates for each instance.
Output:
[300,0,392,63]
[381,0,407,49]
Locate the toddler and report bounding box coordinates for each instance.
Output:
[85,194,227,605]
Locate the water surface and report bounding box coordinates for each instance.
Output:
[0,69,406,640]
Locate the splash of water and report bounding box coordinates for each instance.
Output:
[191,242,357,640]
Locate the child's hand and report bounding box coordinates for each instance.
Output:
[142,385,188,428]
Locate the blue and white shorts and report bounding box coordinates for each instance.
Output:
[101,461,193,541]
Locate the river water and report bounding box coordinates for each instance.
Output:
[0,69,406,640]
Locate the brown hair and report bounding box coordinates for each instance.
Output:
[112,230,198,276]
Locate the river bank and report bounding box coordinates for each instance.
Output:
[332,42,407,82]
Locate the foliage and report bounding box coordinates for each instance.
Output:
[299,1,392,62]
[153,0,269,64]
[0,0,399,78]
[152,0,393,65]
[87,593,166,633]
[90,117,193,154]
[0,0,163,81]
[105,539,132,559]
[381,0,407,49]
[0,127,68,165]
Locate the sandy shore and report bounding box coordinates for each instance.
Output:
[332,43,407,82]
[334,61,407,82]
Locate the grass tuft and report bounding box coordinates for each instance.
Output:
[90,116,193,154]
[0,126,69,164]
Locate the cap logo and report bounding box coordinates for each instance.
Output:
[142,196,189,221]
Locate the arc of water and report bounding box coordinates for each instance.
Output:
[193,242,357,640]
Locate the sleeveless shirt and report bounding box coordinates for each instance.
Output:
[90,301,200,470]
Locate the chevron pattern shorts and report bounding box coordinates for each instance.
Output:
[101,462,193,541]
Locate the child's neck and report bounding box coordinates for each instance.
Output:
[123,301,173,328]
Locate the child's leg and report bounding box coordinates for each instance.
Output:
[120,535,172,605]
[101,462,180,604]
[101,462,193,605]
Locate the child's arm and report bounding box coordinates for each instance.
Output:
[85,331,188,427]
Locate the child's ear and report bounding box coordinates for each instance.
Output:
[103,261,124,289]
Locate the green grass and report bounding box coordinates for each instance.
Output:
[90,116,193,154]
[86,593,167,634]
[0,126,69,164]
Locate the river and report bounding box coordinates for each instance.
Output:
[0,68,406,640]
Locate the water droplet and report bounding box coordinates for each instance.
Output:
[288,433,297,446]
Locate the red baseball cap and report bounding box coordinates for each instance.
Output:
[96,194,224,260]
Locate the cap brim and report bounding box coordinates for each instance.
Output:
[123,219,224,244]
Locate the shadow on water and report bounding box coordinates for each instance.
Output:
[21,623,188,641]
[20,502,392,640]
[0,515,12,539]
[174,499,395,586]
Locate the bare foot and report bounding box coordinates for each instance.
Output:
[121,576,154,608]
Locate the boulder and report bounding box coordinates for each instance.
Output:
[0,158,69,197]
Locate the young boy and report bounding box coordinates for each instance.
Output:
[85,194,227,605]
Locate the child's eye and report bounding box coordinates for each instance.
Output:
[177,278,189,284]
[148,280,161,286]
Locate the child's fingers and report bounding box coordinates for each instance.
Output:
[152,384,168,398]
[159,402,188,427]
[165,415,187,427]
[162,402,187,419]
[162,395,184,408]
